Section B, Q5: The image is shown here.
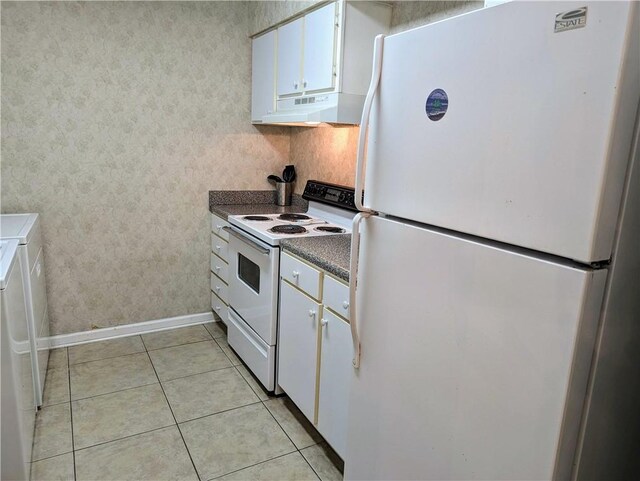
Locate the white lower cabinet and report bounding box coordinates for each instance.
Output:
[278,252,352,458]
[317,309,352,458]
[278,280,321,423]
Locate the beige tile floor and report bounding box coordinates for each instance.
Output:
[31,323,344,481]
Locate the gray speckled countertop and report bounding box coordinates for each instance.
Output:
[209,190,307,220]
[280,235,351,282]
[209,190,350,280]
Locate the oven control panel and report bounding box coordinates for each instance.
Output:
[302,180,358,211]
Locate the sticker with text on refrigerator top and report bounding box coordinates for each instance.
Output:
[425,89,448,121]
[555,7,587,33]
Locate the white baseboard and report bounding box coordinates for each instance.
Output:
[48,311,216,348]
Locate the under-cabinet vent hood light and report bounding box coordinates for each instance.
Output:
[259,92,365,127]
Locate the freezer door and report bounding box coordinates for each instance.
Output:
[345,216,607,481]
[364,1,639,263]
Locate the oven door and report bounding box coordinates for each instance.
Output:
[226,226,279,345]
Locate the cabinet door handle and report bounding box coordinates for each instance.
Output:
[308,309,316,318]
[342,301,350,310]
[294,81,299,89]
[215,286,221,292]
[214,306,221,311]
[321,318,328,327]
[303,80,307,88]
[216,224,222,231]
[215,266,221,272]
[215,245,222,252]
[292,270,299,278]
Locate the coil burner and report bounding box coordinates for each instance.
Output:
[315,226,346,233]
[269,224,307,235]
[278,214,311,221]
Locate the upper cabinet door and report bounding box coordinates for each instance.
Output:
[302,2,337,93]
[251,30,276,122]
[277,17,304,97]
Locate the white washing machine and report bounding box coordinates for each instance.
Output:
[0,214,50,407]
[1,239,35,480]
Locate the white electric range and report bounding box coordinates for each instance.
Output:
[224,180,357,392]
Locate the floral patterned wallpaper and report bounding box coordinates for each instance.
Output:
[1,1,289,335]
[1,1,481,336]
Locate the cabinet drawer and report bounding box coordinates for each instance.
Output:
[210,276,229,304]
[228,309,276,391]
[211,235,229,261]
[211,213,230,241]
[210,255,229,283]
[323,275,350,321]
[211,292,228,324]
[281,252,322,300]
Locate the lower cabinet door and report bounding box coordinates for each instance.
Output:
[317,309,352,459]
[278,280,321,423]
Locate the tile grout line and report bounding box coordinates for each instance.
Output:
[203,451,300,481]
[259,395,325,479]
[176,400,264,426]
[66,348,78,481]
[233,365,269,402]
[141,336,203,481]
[70,380,160,403]
[31,450,74,464]
[72,424,174,454]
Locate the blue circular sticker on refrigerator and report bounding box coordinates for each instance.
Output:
[425,89,448,121]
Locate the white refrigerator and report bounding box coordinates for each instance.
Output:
[346,2,640,480]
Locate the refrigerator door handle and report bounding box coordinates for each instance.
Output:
[355,34,385,213]
[349,212,372,368]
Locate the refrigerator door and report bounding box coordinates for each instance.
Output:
[345,216,607,481]
[363,1,639,263]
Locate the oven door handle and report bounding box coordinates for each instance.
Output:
[223,226,270,256]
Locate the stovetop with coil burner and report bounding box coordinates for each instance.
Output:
[228,180,356,246]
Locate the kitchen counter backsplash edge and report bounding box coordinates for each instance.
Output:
[209,190,308,219]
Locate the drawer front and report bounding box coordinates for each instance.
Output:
[228,309,276,391]
[211,292,228,324]
[210,255,229,283]
[211,235,229,261]
[323,275,350,321]
[211,213,230,241]
[281,252,322,300]
[210,275,229,304]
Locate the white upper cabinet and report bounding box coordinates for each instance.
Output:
[252,1,391,124]
[277,4,337,97]
[302,2,337,93]
[251,30,277,122]
[276,18,304,97]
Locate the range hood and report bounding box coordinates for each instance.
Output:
[259,92,365,126]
